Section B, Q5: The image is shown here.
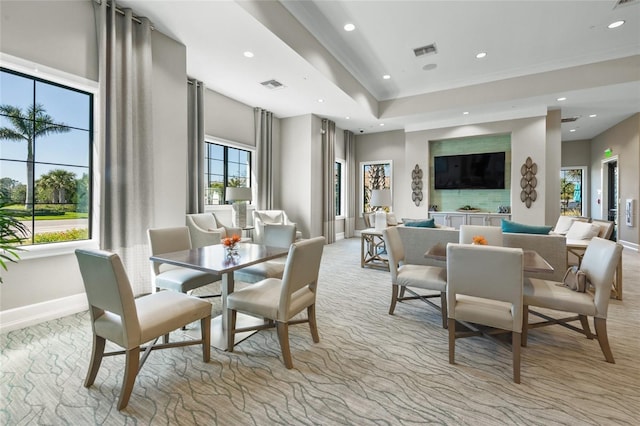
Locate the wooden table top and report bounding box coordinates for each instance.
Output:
[424,242,554,273]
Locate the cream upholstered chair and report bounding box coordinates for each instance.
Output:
[186,213,242,248]
[382,226,448,328]
[446,243,524,383]
[253,210,302,243]
[75,249,212,410]
[459,224,503,246]
[523,237,623,363]
[148,226,221,297]
[226,236,325,368]
[234,224,297,284]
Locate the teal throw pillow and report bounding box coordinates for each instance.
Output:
[501,219,552,235]
[404,218,436,228]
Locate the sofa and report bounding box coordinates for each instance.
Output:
[396,225,567,282]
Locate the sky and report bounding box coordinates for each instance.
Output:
[0,69,91,185]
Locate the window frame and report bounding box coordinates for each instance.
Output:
[0,53,100,259]
[203,136,254,206]
[335,159,345,219]
[560,166,588,217]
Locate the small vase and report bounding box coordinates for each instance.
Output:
[225,246,238,257]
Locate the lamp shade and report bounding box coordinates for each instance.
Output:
[370,189,391,207]
[225,186,252,202]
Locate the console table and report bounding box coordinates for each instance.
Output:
[428,211,511,229]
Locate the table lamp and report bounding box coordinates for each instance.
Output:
[370,189,392,231]
[226,187,252,228]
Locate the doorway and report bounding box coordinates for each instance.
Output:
[601,156,618,241]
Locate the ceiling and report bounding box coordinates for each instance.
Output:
[120,0,640,141]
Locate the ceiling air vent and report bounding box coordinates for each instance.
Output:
[260,79,285,90]
[413,43,438,57]
[561,116,580,123]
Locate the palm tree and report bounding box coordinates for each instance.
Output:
[0,104,70,209]
[36,169,77,204]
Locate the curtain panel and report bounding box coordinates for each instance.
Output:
[322,119,336,244]
[255,108,273,210]
[98,0,154,295]
[187,79,205,214]
[344,130,356,238]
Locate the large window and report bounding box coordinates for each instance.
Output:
[0,67,93,246]
[560,167,587,217]
[204,141,251,205]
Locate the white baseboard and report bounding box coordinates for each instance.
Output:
[0,293,88,334]
[336,232,345,241]
[619,239,639,252]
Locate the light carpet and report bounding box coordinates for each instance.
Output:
[1,238,639,425]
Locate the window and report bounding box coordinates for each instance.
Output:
[204,141,251,205]
[560,167,587,217]
[0,67,93,246]
[360,160,392,213]
[335,160,345,217]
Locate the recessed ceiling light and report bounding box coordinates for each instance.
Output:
[422,63,437,71]
[570,129,577,132]
[608,20,625,29]
[383,74,391,80]
[243,51,254,58]
[589,114,597,118]
[463,111,469,115]
[557,97,567,101]
[345,116,350,120]
[475,52,487,59]
[379,123,385,126]
[317,99,324,103]
[344,23,355,32]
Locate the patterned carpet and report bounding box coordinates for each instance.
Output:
[1,238,639,425]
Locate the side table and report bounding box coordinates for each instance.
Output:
[361,228,389,270]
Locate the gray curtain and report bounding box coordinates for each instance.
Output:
[344,130,356,238]
[187,78,205,214]
[322,119,336,244]
[255,108,273,210]
[98,1,154,295]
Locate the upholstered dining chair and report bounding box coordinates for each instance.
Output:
[382,226,448,328]
[186,213,242,248]
[75,249,212,410]
[446,243,524,383]
[148,226,221,297]
[233,224,297,284]
[253,210,302,243]
[459,224,503,246]
[522,237,623,363]
[226,236,325,369]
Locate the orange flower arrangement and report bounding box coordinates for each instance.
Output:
[222,234,242,248]
[472,235,488,245]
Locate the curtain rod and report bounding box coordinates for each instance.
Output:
[95,0,155,30]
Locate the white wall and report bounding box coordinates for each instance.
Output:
[545,109,562,224]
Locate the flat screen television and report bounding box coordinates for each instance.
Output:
[434,152,505,190]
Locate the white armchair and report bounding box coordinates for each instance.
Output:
[186,213,242,248]
[253,210,302,243]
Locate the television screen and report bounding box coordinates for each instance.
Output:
[434,152,505,190]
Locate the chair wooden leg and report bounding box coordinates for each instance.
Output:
[512,332,521,384]
[276,322,294,369]
[307,305,320,343]
[440,292,448,329]
[521,305,529,347]
[594,317,615,363]
[117,347,140,410]
[201,316,211,362]
[579,315,594,339]
[85,334,106,387]
[227,310,237,353]
[163,334,169,344]
[389,284,399,315]
[448,318,456,364]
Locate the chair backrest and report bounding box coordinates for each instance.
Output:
[459,225,503,246]
[264,224,296,248]
[147,226,193,275]
[186,213,218,231]
[591,219,614,240]
[580,237,623,318]
[278,236,325,320]
[254,210,287,225]
[75,249,140,347]
[446,243,523,330]
[382,226,405,282]
[186,213,224,248]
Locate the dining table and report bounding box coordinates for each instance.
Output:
[150,242,289,350]
[424,242,554,273]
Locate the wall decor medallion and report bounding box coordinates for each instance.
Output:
[520,157,537,208]
[411,164,423,207]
